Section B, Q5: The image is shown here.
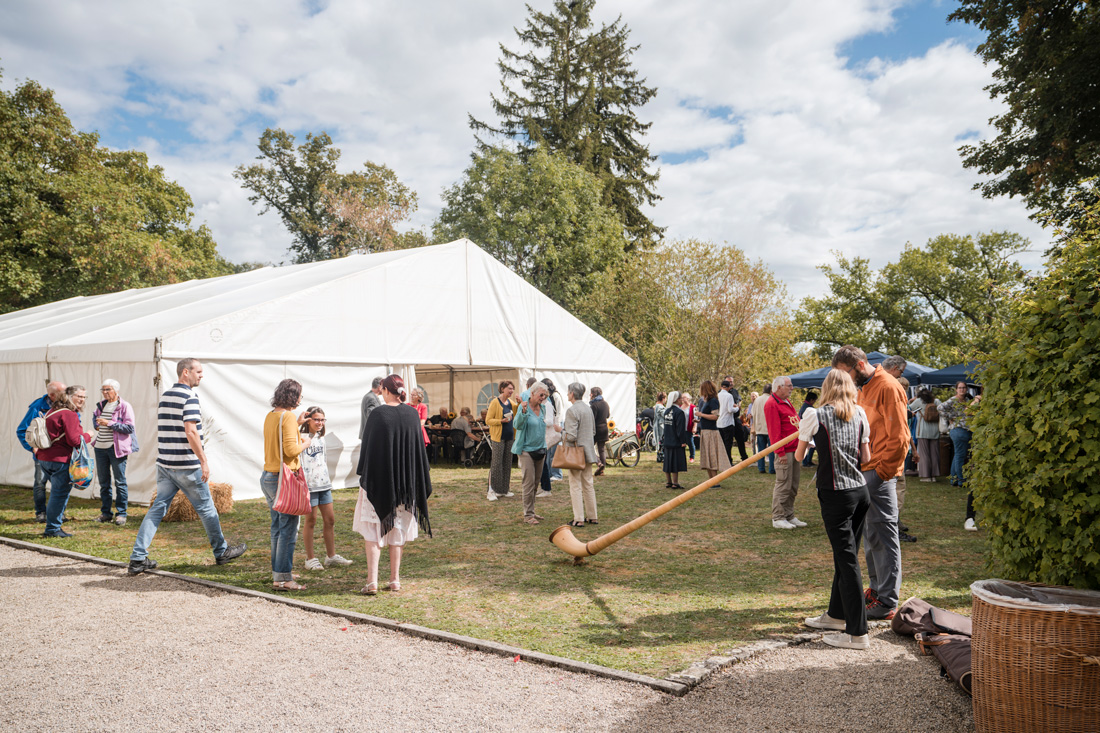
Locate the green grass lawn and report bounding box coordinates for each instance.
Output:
[0,457,987,677]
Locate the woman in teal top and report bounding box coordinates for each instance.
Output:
[513,382,549,525]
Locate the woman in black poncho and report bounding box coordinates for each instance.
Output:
[354,374,432,595]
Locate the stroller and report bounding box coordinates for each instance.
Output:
[465,427,493,467]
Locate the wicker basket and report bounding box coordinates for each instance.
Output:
[151,482,234,522]
[971,579,1100,733]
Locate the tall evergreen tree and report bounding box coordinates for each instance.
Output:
[470,0,662,246]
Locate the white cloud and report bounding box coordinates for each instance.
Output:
[0,0,1047,298]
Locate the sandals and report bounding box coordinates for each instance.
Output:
[672,484,684,490]
[569,520,585,527]
[273,580,307,592]
[585,518,599,525]
[523,516,540,525]
[361,582,378,596]
[384,580,401,592]
[665,482,673,489]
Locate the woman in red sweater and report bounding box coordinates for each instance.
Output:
[37,386,93,538]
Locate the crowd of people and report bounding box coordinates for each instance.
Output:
[14,351,981,620]
[642,348,983,651]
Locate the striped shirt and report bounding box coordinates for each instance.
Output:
[157,383,203,470]
[798,405,870,491]
[95,401,118,449]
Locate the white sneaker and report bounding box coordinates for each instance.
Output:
[772,519,796,530]
[304,557,324,571]
[964,517,977,531]
[487,490,499,501]
[535,490,552,498]
[325,554,353,567]
[788,517,808,527]
[550,476,563,482]
[823,632,870,650]
[505,492,515,497]
[804,612,846,630]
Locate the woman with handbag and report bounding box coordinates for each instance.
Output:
[354,374,432,595]
[561,382,598,527]
[261,379,311,591]
[512,382,550,525]
[38,386,93,538]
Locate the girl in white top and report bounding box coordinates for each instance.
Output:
[299,407,353,571]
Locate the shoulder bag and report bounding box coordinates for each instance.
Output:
[272,412,312,516]
[552,443,586,470]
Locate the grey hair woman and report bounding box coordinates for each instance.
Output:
[562,381,598,526]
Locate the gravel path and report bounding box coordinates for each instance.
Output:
[0,544,973,732]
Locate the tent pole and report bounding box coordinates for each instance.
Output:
[449,366,455,411]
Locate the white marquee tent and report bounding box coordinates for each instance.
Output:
[0,240,636,503]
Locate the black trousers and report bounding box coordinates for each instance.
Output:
[719,425,749,463]
[820,485,871,636]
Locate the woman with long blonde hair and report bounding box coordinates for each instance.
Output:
[795,368,872,650]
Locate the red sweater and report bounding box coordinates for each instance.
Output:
[764,394,799,457]
[36,409,93,463]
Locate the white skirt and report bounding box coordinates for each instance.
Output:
[352,489,419,547]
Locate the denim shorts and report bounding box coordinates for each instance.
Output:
[310,489,333,508]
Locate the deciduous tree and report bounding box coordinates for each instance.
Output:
[234,128,418,262]
[949,1,1100,222]
[0,76,232,314]
[433,146,628,311]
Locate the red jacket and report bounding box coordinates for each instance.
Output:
[764,394,799,457]
[35,409,93,463]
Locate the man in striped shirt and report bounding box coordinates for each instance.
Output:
[128,358,246,575]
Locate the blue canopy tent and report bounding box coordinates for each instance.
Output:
[788,351,933,388]
[917,360,982,386]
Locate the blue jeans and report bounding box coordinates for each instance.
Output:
[949,427,971,486]
[756,434,776,473]
[260,471,300,582]
[95,447,128,517]
[547,442,562,480]
[42,460,73,535]
[131,465,229,562]
[32,457,48,515]
[862,471,902,609]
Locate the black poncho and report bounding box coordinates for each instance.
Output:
[356,403,432,537]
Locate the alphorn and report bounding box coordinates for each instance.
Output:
[549,431,800,558]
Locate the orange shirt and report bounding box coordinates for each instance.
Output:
[856,365,910,478]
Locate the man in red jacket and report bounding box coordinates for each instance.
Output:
[765,376,806,530]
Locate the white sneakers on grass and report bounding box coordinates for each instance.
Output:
[964,518,977,531]
[534,490,552,498]
[804,612,846,630]
[304,557,324,571]
[773,519,795,530]
[487,490,516,501]
[788,517,807,527]
[823,633,870,650]
[325,554,353,567]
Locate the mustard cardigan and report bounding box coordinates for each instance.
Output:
[485,396,519,443]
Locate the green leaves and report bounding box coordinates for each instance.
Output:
[969,189,1100,588]
[0,76,233,313]
[795,232,1028,364]
[233,128,418,263]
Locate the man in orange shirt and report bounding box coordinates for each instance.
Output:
[832,345,909,619]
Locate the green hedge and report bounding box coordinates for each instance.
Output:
[970,192,1100,589]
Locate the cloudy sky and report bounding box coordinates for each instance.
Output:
[1,0,1047,302]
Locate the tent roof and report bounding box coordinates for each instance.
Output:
[788,352,933,388]
[918,360,983,386]
[0,240,634,373]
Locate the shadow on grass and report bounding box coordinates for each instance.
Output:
[579,601,800,648]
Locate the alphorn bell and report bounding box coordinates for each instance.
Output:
[549,432,800,558]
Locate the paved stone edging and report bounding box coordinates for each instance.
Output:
[667,620,894,688]
[0,535,688,695]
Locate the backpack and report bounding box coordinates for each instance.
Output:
[26,415,53,451]
[923,401,939,423]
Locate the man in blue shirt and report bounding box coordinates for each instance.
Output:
[16,381,66,523]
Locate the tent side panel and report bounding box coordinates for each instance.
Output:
[0,363,49,487]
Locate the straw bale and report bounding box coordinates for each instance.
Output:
[153,482,234,522]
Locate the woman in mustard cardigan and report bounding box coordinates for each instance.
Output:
[261,379,310,591]
[485,380,518,501]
